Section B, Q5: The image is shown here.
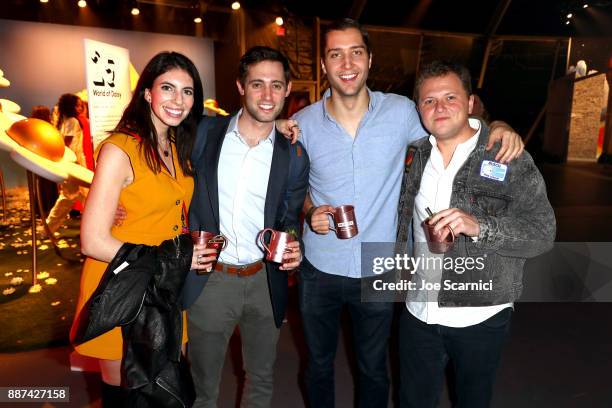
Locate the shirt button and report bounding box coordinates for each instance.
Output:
[173,225,179,231]
[175,200,181,205]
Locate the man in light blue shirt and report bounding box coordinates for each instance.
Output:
[294,18,524,408]
[297,88,423,277]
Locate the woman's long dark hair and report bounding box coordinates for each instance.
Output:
[114,51,204,176]
[56,93,80,130]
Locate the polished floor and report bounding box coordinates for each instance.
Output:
[0,162,611,407]
[0,301,611,408]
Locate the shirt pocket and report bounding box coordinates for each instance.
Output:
[359,125,407,172]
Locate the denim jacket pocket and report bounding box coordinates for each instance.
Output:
[470,189,512,217]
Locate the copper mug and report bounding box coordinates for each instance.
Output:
[257,228,295,264]
[191,231,227,274]
[324,205,358,239]
[422,220,455,254]
[191,231,227,250]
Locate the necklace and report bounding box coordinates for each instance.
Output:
[159,138,170,157]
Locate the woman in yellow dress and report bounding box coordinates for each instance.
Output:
[70,51,215,406]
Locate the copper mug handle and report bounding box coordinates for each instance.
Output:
[208,234,228,251]
[323,209,338,233]
[258,228,276,256]
[446,225,456,242]
[436,223,456,242]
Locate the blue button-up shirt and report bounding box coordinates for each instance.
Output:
[294,88,426,277]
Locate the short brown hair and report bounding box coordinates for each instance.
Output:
[414,60,472,102]
[238,46,291,86]
[321,18,371,55]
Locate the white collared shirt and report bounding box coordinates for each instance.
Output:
[217,110,275,265]
[407,118,513,327]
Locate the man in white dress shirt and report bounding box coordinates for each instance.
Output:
[185,46,309,408]
[395,61,556,408]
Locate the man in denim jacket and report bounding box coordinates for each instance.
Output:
[396,61,556,408]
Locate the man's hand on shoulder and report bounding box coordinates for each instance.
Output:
[487,121,524,163]
[275,119,300,144]
[114,203,127,226]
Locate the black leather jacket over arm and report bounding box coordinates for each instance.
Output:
[71,234,195,408]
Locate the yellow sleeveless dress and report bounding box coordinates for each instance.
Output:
[71,133,194,360]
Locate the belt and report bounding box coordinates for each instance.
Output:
[214,260,264,277]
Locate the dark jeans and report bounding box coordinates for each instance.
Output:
[399,306,512,408]
[298,258,394,408]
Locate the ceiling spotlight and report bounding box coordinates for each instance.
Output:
[566,13,573,18]
[583,3,588,8]
[231,2,240,10]
[194,17,202,23]
[131,7,140,16]
[275,16,284,26]
[565,20,570,25]
[77,0,86,7]
[40,0,49,3]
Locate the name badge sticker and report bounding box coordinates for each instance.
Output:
[480,160,507,182]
